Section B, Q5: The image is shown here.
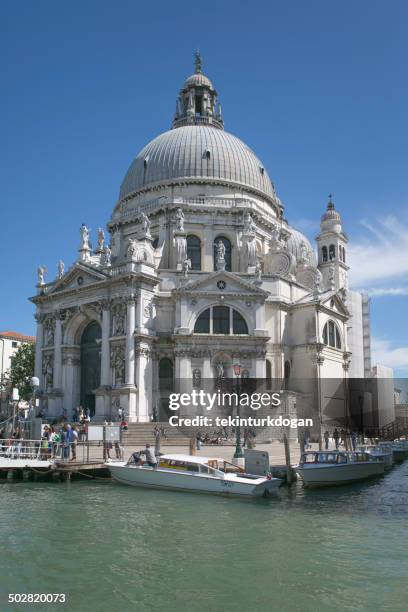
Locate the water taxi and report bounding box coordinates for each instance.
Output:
[106,453,283,498]
[378,441,408,463]
[295,451,385,487]
[357,445,394,469]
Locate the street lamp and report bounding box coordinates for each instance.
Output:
[233,363,243,459]
[30,376,40,417]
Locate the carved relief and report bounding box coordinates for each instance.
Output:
[44,316,55,346]
[42,354,54,390]
[112,302,126,336]
[193,368,201,388]
[268,251,296,277]
[110,345,125,385]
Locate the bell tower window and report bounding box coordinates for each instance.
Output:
[195,95,202,115]
[322,246,328,262]
[329,244,336,261]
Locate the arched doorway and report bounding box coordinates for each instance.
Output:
[158,358,174,420]
[80,321,101,417]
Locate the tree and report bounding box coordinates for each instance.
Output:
[5,342,35,400]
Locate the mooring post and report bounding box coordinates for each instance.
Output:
[283,433,293,485]
[189,437,196,456]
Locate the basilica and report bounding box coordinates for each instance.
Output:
[30,55,373,428]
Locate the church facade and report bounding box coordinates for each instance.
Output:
[30,56,371,427]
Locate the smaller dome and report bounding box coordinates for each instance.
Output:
[320,199,342,233]
[183,72,214,90]
[286,228,317,266]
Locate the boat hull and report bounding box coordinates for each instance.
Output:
[107,463,281,498]
[296,461,385,487]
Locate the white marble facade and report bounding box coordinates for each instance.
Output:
[31,56,369,424]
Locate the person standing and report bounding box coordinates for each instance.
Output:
[154,425,161,455]
[333,428,340,450]
[70,426,78,461]
[324,430,330,450]
[350,430,357,451]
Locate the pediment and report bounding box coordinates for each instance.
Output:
[174,270,269,297]
[321,292,350,316]
[50,263,108,293]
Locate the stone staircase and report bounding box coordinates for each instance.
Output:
[121,422,192,448]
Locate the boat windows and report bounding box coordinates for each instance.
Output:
[159,459,200,472]
[316,453,338,464]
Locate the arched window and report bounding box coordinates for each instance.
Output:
[329,244,336,261]
[194,307,248,335]
[342,247,346,263]
[322,321,342,349]
[186,235,201,270]
[159,358,173,390]
[213,236,232,271]
[233,310,248,334]
[322,246,328,262]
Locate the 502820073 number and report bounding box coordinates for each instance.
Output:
[8,594,66,604]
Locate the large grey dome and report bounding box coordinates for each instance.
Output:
[119,125,276,203]
[287,228,317,266]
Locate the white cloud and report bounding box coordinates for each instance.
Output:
[363,287,408,297]
[372,338,408,373]
[348,215,408,290]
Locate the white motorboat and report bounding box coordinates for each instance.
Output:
[106,453,283,498]
[357,445,394,469]
[295,451,385,487]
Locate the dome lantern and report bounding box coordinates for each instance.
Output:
[173,53,224,130]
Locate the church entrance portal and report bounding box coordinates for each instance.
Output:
[80,321,101,416]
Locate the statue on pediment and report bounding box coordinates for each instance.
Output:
[57,260,65,279]
[37,265,47,286]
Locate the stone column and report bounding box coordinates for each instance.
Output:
[203,226,213,271]
[135,343,152,422]
[53,314,62,390]
[34,313,44,381]
[125,296,136,385]
[202,353,212,380]
[100,301,111,386]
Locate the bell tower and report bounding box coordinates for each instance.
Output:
[316,196,349,291]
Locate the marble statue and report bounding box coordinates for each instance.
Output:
[254,261,262,281]
[174,208,185,232]
[97,228,105,251]
[216,362,224,379]
[215,240,226,271]
[243,211,255,235]
[57,260,65,279]
[300,241,309,264]
[80,224,90,250]
[329,265,335,289]
[182,258,192,277]
[103,245,111,266]
[37,266,47,286]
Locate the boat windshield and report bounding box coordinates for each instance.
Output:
[300,452,347,465]
[207,459,244,474]
[158,459,200,472]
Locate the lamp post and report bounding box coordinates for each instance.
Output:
[233,363,243,459]
[30,376,40,416]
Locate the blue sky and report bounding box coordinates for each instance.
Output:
[1,0,408,375]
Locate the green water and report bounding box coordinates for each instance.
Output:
[1,465,407,612]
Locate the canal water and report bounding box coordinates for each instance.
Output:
[1,464,407,612]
